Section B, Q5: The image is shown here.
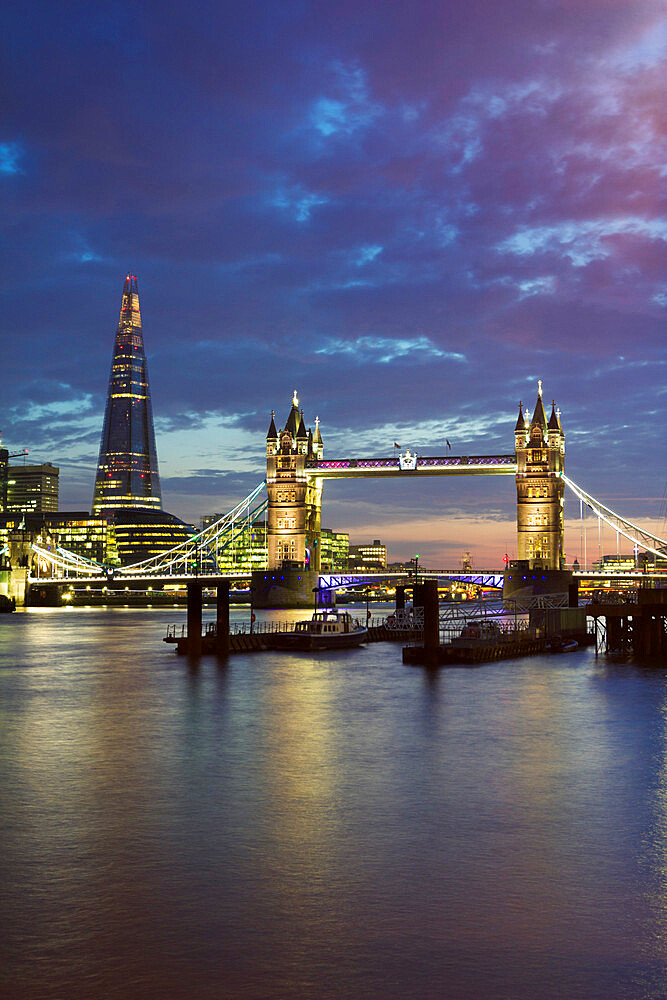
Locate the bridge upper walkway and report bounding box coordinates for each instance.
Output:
[307,454,517,478]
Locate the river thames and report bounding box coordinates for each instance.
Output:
[1,605,666,999]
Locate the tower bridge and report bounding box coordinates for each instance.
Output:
[23,382,667,607]
[263,383,567,592]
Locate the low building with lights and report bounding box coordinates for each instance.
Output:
[0,511,119,575]
[349,539,387,570]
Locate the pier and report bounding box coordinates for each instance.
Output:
[589,587,667,658]
[401,580,590,667]
[164,577,592,662]
[164,615,422,655]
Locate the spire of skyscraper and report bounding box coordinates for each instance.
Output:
[92,274,161,515]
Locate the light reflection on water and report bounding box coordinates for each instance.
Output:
[0,606,666,1000]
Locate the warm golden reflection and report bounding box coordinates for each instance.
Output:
[260,656,344,862]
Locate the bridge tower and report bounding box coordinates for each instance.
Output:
[515,381,565,570]
[266,392,323,572]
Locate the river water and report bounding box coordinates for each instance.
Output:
[1,605,666,1000]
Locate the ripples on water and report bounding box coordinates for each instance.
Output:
[0,606,666,1000]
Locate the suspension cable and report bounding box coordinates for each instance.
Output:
[563,475,667,558]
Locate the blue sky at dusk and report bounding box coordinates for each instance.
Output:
[2,0,665,565]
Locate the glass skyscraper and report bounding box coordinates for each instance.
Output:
[92,275,161,515]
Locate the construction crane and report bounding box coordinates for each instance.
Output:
[0,431,29,460]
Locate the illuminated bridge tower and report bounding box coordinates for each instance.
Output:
[92,274,161,515]
[265,392,323,572]
[515,381,565,570]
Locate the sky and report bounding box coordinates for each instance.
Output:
[2,0,666,567]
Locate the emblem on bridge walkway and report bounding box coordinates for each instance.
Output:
[398,450,417,471]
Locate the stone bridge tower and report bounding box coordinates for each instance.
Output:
[266,392,323,572]
[515,381,565,570]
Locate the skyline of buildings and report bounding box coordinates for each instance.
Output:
[2,296,663,572]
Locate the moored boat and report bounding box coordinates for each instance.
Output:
[263,609,368,651]
[452,621,503,646]
[545,635,579,654]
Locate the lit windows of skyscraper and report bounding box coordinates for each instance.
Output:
[0,447,7,514]
[92,274,161,515]
[90,275,193,565]
[6,463,59,514]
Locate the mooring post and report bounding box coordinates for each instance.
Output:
[187,582,203,658]
[413,582,423,610]
[216,580,230,657]
[422,580,440,659]
[568,580,579,607]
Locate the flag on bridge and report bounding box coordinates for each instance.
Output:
[394,442,401,449]
[446,439,452,449]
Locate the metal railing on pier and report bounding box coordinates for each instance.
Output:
[166,613,406,641]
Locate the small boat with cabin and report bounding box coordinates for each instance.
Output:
[264,608,368,651]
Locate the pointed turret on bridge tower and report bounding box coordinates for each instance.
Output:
[515,381,565,570]
[265,392,323,575]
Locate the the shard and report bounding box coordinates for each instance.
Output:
[92,274,162,515]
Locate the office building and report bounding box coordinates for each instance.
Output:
[320,528,349,571]
[92,274,161,515]
[6,463,59,514]
[91,274,191,565]
[0,447,7,513]
[1,511,119,576]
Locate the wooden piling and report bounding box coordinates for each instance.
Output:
[216,581,230,657]
[186,583,202,658]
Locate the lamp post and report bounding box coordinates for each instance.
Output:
[414,554,419,586]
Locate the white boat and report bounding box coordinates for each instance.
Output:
[264,609,368,651]
[452,621,503,645]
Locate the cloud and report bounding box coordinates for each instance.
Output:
[271,185,330,222]
[315,336,466,364]
[498,217,667,266]
[0,141,23,175]
[309,62,384,138]
[607,16,667,72]
[354,244,383,266]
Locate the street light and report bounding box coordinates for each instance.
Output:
[414,554,420,585]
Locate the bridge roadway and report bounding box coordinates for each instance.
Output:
[30,567,666,589]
